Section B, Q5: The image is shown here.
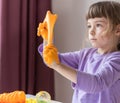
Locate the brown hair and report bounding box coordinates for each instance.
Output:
[86,1,120,50]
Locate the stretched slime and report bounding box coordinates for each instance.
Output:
[37,10,57,44]
[37,11,60,65]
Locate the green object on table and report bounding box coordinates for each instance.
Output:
[37,99,50,103]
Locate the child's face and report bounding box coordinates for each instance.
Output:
[87,17,116,51]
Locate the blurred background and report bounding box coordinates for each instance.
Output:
[0,0,119,103]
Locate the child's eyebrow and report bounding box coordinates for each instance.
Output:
[95,20,106,22]
[87,20,106,24]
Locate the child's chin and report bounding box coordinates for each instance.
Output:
[91,43,99,48]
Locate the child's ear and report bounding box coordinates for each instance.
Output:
[115,24,120,36]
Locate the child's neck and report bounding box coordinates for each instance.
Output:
[97,47,118,54]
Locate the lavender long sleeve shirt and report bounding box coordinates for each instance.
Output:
[38,44,120,103]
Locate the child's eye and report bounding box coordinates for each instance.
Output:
[87,25,91,28]
[96,24,102,27]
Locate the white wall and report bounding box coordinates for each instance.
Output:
[52,0,119,103]
[52,1,87,103]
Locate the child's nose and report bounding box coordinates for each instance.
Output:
[89,27,95,35]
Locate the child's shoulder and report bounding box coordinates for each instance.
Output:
[106,51,120,61]
[104,51,120,69]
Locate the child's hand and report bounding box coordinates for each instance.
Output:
[43,44,60,66]
[37,22,48,41]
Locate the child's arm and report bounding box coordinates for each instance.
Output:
[51,63,77,84]
[37,11,77,83]
[43,44,77,83]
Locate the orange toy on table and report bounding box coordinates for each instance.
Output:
[0,91,25,103]
[37,11,60,65]
[0,90,61,103]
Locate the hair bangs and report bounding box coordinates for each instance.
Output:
[86,2,107,20]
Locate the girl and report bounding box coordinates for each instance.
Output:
[38,1,120,103]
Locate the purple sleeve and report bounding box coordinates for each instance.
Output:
[59,51,83,69]
[59,48,92,70]
[37,44,82,69]
[73,53,120,93]
[37,43,84,69]
[38,44,87,70]
[38,43,43,56]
